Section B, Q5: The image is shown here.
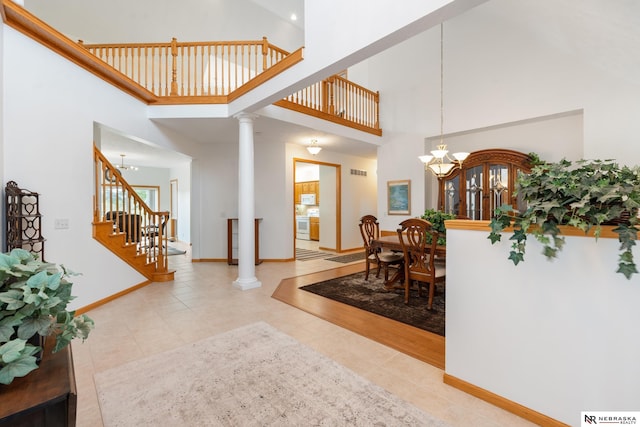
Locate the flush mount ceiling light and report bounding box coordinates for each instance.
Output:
[419,23,469,178]
[307,139,322,155]
[115,154,138,171]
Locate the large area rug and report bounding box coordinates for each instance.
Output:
[94,322,449,426]
[300,271,445,336]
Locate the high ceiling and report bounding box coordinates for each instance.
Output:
[25,0,380,168]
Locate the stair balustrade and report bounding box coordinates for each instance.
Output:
[93,146,173,281]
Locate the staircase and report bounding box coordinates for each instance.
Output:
[92,146,174,282]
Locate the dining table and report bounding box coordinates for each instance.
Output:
[371,234,446,290]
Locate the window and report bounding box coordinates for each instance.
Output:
[134,186,159,211]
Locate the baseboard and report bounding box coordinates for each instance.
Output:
[75,279,151,315]
[442,374,570,427]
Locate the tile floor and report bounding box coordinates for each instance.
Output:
[72,243,535,427]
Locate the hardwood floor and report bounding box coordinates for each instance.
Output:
[272,261,445,370]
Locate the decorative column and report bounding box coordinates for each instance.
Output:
[232,113,262,290]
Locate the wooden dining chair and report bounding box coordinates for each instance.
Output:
[397,218,446,309]
[359,215,404,281]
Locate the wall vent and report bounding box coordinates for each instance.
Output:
[350,169,367,177]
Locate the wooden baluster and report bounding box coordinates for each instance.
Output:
[214,45,219,95]
[261,36,268,72]
[375,91,380,129]
[169,38,177,96]
[322,79,329,114]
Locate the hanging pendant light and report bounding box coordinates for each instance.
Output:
[115,154,138,171]
[307,139,322,155]
[419,23,469,178]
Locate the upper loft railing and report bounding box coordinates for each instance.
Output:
[79,37,289,99]
[1,0,381,135]
[274,75,380,135]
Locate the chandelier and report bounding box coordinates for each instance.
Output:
[307,139,322,155]
[115,154,138,171]
[419,23,469,178]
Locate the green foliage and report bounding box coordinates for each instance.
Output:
[488,156,640,279]
[0,249,94,384]
[421,209,456,245]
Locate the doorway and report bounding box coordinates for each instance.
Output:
[170,179,178,241]
[294,158,341,257]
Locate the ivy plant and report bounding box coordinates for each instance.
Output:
[421,209,456,245]
[488,155,640,279]
[0,249,94,384]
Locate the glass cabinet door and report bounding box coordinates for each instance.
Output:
[443,175,459,215]
[438,149,531,220]
[465,166,484,220]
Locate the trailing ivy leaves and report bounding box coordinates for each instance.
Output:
[488,156,640,279]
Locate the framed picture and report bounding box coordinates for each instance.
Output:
[387,180,411,215]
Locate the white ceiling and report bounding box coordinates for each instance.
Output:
[100,113,380,169]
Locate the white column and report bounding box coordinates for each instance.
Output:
[232,113,262,290]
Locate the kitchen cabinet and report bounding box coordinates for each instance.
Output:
[294,183,302,204]
[310,217,319,241]
[295,181,319,205]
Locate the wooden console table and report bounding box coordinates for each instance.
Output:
[0,336,76,427]
[227,218,263,265]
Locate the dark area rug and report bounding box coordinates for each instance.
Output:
[300,271,445,336]
[325,252,365,263]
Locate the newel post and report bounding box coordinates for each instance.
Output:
[324,76,335,115]
[170,38,178,96]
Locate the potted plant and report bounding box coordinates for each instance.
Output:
[421,209,457,245]
[0,249,94,385]
[488,154,640,279]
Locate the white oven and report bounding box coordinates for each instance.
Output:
[296,216,310,240]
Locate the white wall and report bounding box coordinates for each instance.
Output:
[353,0,640,232]
[318,165,336,250]
[446,226,640,425]
[0,19,4,250]
[24,0,304,52]
[170,165,191,243]
[2,27,148,309]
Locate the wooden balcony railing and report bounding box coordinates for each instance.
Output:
[2,0,381,134]
[93,147,169,276]
[274,75,381,135]
[79,37,289,98]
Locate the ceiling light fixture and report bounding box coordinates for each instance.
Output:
[419,23,469,178]
[307,139,322,155]
[115,154,138,171]
[290,13,297,21]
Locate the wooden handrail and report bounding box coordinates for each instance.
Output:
[2,0,381,135]
[93,146,169,273]
[79,37,290,98]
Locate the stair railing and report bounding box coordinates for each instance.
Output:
[93,146,169,273]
